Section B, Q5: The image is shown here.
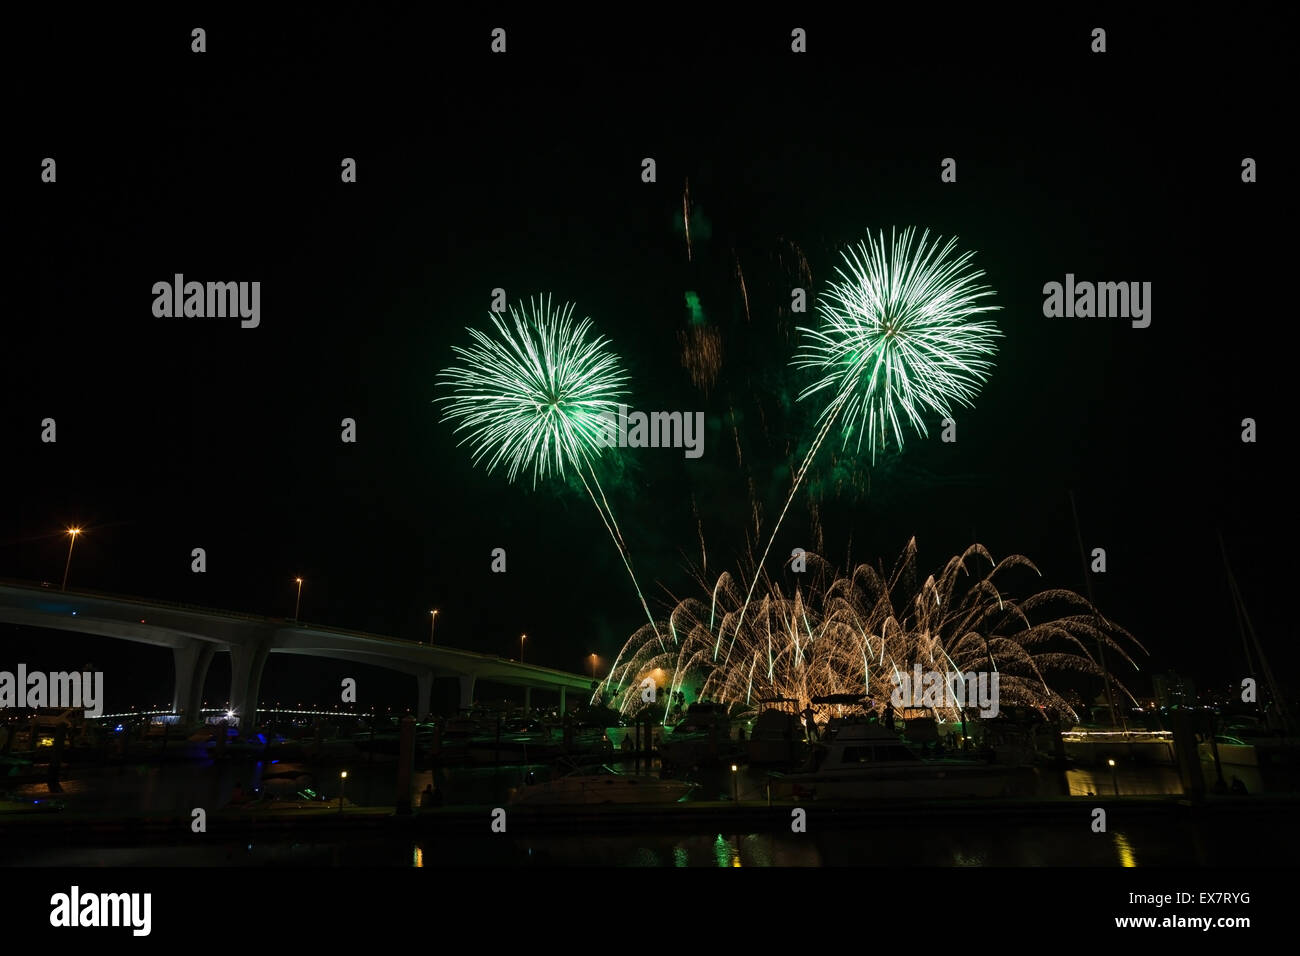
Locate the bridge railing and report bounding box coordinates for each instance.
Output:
[0,577,270,623]
[0,577,590,681]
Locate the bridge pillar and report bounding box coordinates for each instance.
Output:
[171,641,216,723]
[559,686,566,713]
[229,639,271,737]
[417,671,434,721]
[458,675,476,710]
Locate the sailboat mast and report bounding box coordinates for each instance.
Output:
[1069,491,1122,730]
[1219,533,1294,736]
[1218,531,1260,722]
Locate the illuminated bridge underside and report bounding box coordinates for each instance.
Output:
[0,581,591,727]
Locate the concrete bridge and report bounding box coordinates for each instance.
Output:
[0,580,593,730]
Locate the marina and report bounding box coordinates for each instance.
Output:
[4,690,1297,869]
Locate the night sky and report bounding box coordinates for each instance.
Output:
[6,10,1288,713]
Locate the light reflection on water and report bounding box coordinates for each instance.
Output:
[5,754,1296,867]
[5,816,1294,868]
[1113,832,1138,867]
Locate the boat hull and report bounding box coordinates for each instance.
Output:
[769,762,1033,800]
[510,776,693,806]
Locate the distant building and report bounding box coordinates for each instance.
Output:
[1153,672,1197,707]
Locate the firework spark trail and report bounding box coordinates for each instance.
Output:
[692,494,707,576]
[731,405,744,467]
[735,251,751,322]
[437,295,666,679]
[729,228,1001,655]
[571,459,669,697]
[608,542,1144,723]
[730,387,851,648]
[677,325,722,394]
[683,178,693,262]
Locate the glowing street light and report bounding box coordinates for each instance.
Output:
[590,653,597,680]
[430,609,439,644]
[293,577,304,621]
[520,633,526,664]
[339,770,348,812]
[61,527,82,591]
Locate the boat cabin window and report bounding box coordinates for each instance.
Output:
[837,745,918,763]
[874,745,917,761]
[842,747,870,764]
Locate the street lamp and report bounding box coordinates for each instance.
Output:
[293,578,303,622]
[61,527,82,591]
[520,633,526,664]
[430,610,438,645]
[339,770,348,812]
[590,653,597,680]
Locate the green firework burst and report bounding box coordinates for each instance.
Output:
[436,294,629,487]
[795,227,1002,462]
[731,228,1001,651]
[438,294,665,668]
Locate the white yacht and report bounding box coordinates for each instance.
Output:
[747,702,809,766]
[659,702,738,769]
[767,719,1031,800]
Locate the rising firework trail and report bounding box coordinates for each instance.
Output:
[731,228,1002,653]
[437,295,666,669]
[682,178,693,262]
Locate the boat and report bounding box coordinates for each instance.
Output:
[747,699,809,766]
[1218,717,1300,770]
[240,788,360,811]
[659,702,738,770]
[461,716,564,763]
[767,719,1033,800]
[1,754,33,777]
[352,721,440,755]
[508,760,696,805]
[1060,725,1176,765]
[0,793,64,814]
[257,761,316,797]
[1198,733,1257,770]
[1215,534,1300,774]
[429,708,513,760]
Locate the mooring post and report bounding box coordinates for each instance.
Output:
[1172,708,1205,800]
[48,724,67,792]
[396,715,415,815]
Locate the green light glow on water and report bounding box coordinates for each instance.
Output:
[713,834,731,868]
